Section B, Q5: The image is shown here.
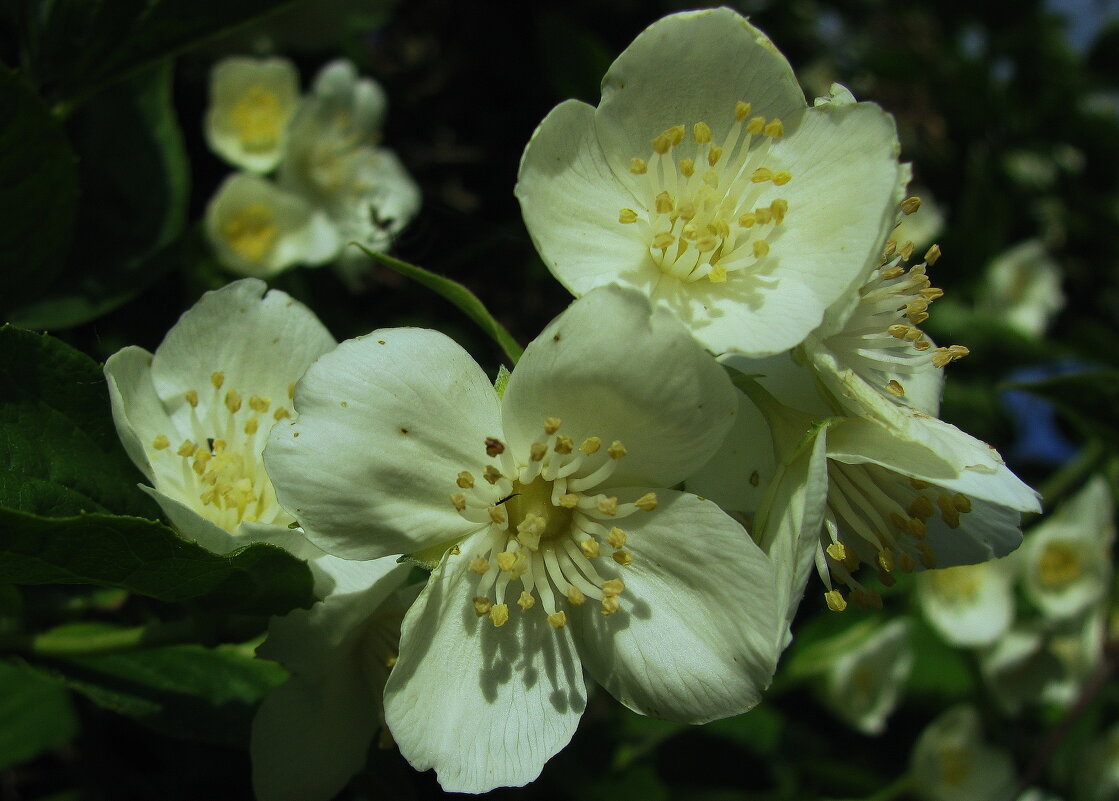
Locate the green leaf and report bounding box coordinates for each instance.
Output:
[701,703,785,757]
[905,616,976,699]
[0,509,314,617]
[9,62,189,330]
[0,325,157,519]
[359,247,524,364]
[1003,368,1119,452]
[0,66,78,313]
[32,641,286,747]
[31,0,297,108]
[0,659,78,770]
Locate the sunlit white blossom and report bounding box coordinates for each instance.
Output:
[821,617,913,735]
[264,286,788,793]
[917,558,1018,648]
[909,705,1017,801]
[980,240,1065,338]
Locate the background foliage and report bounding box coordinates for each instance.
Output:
[1,0,1117,799]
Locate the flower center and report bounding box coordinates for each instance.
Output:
[819,463,972,611]
[230,85,286,150]
[928,564,985,603]
[824,218,970,403]
[150,371,295,532]
[449,417,657,630]
[221,203,279,262]
[617,101,791,283]
[1037,540,1081,588]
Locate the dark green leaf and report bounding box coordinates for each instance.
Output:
[9,62,189,330]
[0,659,77,770]
[0,509,315,617]
[32,641,286,747]
[359,247,524,364]
[31,0,296,107]
[0,325,157,519]
[906,616,976,699]
[0,66,78,312]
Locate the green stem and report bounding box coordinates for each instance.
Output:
[0,619,199,657]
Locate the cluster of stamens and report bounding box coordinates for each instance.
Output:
[150,371,294,531]
[231,85,286,151]
[820,463,973,612]
[825,197,969,403]
[448,417,657,630]
[222,203,279,263]
[617,101,791,283]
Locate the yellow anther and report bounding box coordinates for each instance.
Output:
[612,550,633,566]
[244,418,259,436]
[746,116,766,134]
[487,506,507,525]
[579,437,601,455]
[693,121,712,143]
[248,395,270,413]
[681,223,698,241]
[608,441,627,459]
[485,437,506,457]
[772,170,792,186]
[917,543,938,569]
[752,240,771,258]
[750,167,773,183]
[483,465,503,484]
[908,495,935,520]
[826,542,847,561]
[652,133,672,154]
[652,232,676,250]
[853,588,884,610]
[754,207,772,226]
[472,597,492,616]
[607,527,627,549]
[678,158,695,177]
[882,265,905,279]
[634,492,657,511]
[489,604,509,627]
[697,234,719,253]
[597,496,618,516]
[901,196,922,215]
[601,596,621,616]
[770,198,788,222]
[469,556,490,575]
[554,435,574,454]
[908,518,927,539]
[899,552,918,573]
[666,125,685,146]
[177,439,196,457]
[566,586,586,606]
[152,435,170,450]
[530,442,548,461]
[544,417,562,435]
[517,513,545,538]
[629,157,647,174]
[888,324,911,339]
[738,212,757,228]
[735,101,752,121]
[580,538,601,558]
[953,493,972,513]
[559,493,579,509]
[900,241,915,262]
[273,407,290,421]
[210,371,225,389]
[457,471,475,489]
[937,494,961,528]
[547,611,568,629]
[185,390,199,408]
[708,265,727,283]
[763,118,784,137]
[654,191,674,214]
[925,244,942,264]
[225,390,242,414]
[619,208,639,224]
[286,381,296,399]
[886,380,905,397]
[878,549,896,573]
[707,146,724,167]
[910,478,930,490]
[601,578,625,597]
[825,589,848,612]
[450,493,467,511]
[496,551,517,571]
[518,590,536,610]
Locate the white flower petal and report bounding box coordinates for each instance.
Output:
[140,485,239,555]
[384,544,586,793]
[923,496,1027,566]
[204,56,300,174]
[917,559,1017,647]
[685,387,775,514]
[502,286,737,488]
[574,490,781,723]
[265,328,502,560]
[516,100,656,297]
[104,346,163,484]
[823,618,912,735]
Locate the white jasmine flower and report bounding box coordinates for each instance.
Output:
[279,60,420,257]
[909,705,1017,801]
[205,173,340,277]
[516,7,906,357]
[978,625,1063,715]
[916,558,1018,648]
[821,617,913,735]
[264,287,786,793]
[1021,477,1113,621]
[103,279,336,558]
[251,556,414,801]
[980,240,1064,338]
[204,56,300,174]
